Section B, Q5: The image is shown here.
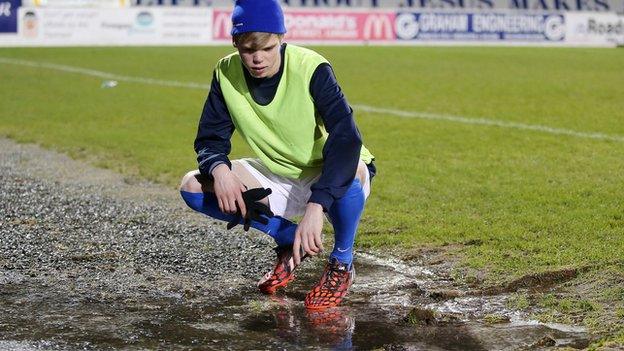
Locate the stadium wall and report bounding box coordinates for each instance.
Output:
[133,0,624,14]
[0,6,622,46]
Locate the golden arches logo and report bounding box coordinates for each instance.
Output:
[363,14,394,40]
[213,11,232,39]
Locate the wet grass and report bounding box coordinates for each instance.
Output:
[506,293,530,310]
[503,263,624,344]
[533,294,597,325]
[482,314,510,325]
[588,331,624,351]
[0,46,623,338]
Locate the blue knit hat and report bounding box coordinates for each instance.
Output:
[231,0,287,36]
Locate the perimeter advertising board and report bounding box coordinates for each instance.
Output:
[213,9,395,42]
[213,9,572,45]
[1,7,622,46]
[394,12,566,42]
[565,12,623,45]
[7,7,211,46]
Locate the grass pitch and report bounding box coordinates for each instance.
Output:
[0,46,623,286]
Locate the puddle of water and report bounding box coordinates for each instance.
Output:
[0,253,590,350]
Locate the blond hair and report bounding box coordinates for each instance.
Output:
[233,32,284,50]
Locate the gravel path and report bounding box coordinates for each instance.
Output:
[0,137,277,304]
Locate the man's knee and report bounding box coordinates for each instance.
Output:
[231,160,263,190]
[356,161,368,187]
[179,170,202,193]
[230,160,270,206]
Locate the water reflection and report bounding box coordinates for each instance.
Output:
[305,308,355,350]
[0,270,590,350]
[239,296,356,350]
[238,296,541,351]
[1,287,591,350]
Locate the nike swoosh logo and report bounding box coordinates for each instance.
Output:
[337,247,349,252]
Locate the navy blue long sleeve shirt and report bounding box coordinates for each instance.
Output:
[194,44,374,211]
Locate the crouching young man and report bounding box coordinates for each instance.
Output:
[179,0,375,310]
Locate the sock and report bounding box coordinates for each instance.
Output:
[180,190,297,247]
[327,179,365,266]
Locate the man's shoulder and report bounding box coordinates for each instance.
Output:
[286,44,328,66]
[216,51,240,68]
[287,44,324,58]
[214,51,242,81]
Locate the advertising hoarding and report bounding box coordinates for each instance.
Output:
[1,7,621,46]
[6,7,211,46]
[213,9,395,42]
[394,12,566,42]
[565,12,623,45]
[213,8,573,45]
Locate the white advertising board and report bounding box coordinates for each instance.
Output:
[565,12,623,46]
[0,7,211,46]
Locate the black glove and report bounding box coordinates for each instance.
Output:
[194,173,211,184]
[227,187,274,231]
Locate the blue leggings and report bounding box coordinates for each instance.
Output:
[180,190,297,247]
[327,179,365,266]
[180,178,365,265]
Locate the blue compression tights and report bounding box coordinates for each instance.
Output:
[180,178,365,266]
[180,190,297,247]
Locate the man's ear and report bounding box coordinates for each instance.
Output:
[232,39,237,48]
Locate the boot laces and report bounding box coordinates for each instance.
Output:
[323,262,350,291]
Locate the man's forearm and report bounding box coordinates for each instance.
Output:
[211,163,231,180]
[195,70,235,178]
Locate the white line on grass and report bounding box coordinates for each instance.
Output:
[0,57,211,90]
[352,105,624,143]
[2,56,623,143]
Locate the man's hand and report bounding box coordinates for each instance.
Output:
[293,203,325,265]
[211,164,247,218]
[227,188,274,231]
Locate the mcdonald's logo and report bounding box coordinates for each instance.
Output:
[363,14,395,40]
[213,10,232,40]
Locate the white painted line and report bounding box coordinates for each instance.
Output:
[353,104,624,143]
[0,57,211,90]
[2,56,622,143]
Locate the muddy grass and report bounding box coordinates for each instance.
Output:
[0,138,621,350]
[400,243,624,349]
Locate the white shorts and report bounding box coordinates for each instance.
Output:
[238,158,370,220]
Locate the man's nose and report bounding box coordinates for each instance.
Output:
[252,52,262,64]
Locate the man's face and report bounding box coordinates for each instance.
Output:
[235,35,282,79]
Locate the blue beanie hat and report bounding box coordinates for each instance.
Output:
[231,0,287,36]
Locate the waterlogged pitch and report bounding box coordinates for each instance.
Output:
[0,46,623,282]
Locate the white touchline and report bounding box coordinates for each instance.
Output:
[352,105,624,143]
[0,57,211,90]
[2,56,623,143]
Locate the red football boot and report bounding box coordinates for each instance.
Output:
[304,258,355,310]
[257,245,305,294]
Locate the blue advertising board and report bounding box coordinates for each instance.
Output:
[395,12,566,42]
[0,0,21,33]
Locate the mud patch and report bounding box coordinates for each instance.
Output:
[489,268,579,294]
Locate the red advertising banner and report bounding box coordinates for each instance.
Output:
[213,9,396,42]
